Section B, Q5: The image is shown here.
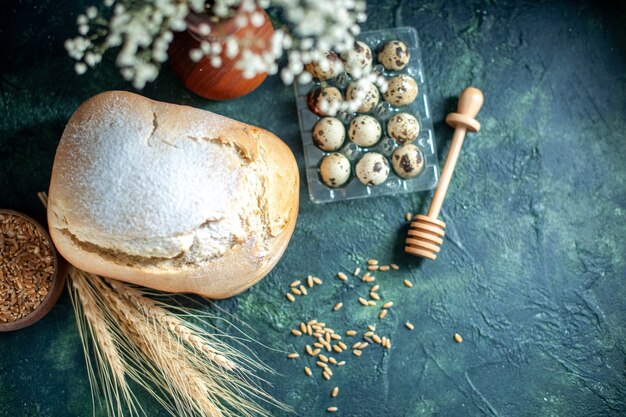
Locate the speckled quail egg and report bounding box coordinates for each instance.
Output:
[319,153,351,188]
[307,86,343,116]
[378,40,411,71]
[341,41,373,78]
[387,113,420,144]
[391,144,424,178]
[355,152,390,186]
[348,115,382,147]
[312,117,346,151]
[305,51,342,81]
[345,82,380,113]
[383,74,418,107]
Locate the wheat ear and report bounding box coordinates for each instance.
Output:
[69,267,141,417]
[82,271,287,417]
[107,279,237,371]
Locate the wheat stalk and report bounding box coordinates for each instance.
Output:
[68,262,285,417]
[69,268,141,417]
[107,279,237,371]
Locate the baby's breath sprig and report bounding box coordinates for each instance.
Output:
[65,0,383,105]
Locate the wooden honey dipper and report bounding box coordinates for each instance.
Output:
[405,87,484,260]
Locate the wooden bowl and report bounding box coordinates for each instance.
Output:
[0,210,67,332]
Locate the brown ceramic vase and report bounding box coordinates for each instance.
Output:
[168,7,274,100]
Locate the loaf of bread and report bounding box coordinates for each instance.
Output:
[47,91,299,298]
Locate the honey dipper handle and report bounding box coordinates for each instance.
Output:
[427,87,484,219]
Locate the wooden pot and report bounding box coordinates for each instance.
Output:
[168,8,274,100]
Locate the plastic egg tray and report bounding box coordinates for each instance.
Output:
[294,27,439,204]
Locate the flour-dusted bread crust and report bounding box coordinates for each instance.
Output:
[48,91,298,298]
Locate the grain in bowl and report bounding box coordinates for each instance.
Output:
[0,210,63,330]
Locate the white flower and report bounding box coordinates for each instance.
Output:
[250,12,264,27]
[197,23,211,36]
[85,52,98,66]
[65,0,369,89]
[297,71,312,84]
[210,56,222,68]
[200,41,211,54]
[280,68,294,84]
[189,48,203,62]
[225,38,239,59]
[235,14,248,28]
[86,6,98,19]
[74,62,87,75]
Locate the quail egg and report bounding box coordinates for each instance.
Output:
[387,113,420,144]
[307,86,343,116]
[345,82,380,113]
[312,117,346,151]
[391,144,424,178]
[305,51,342,81]
[348,115,382,147]
[378,40,410,71]
[319,153,351,188]
[355,152,390,186]
[383,74,418,107]
[341,41,373,78]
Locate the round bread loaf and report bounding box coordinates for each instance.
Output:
[47,91,299,298]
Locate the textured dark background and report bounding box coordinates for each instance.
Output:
[1,0,625,416]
